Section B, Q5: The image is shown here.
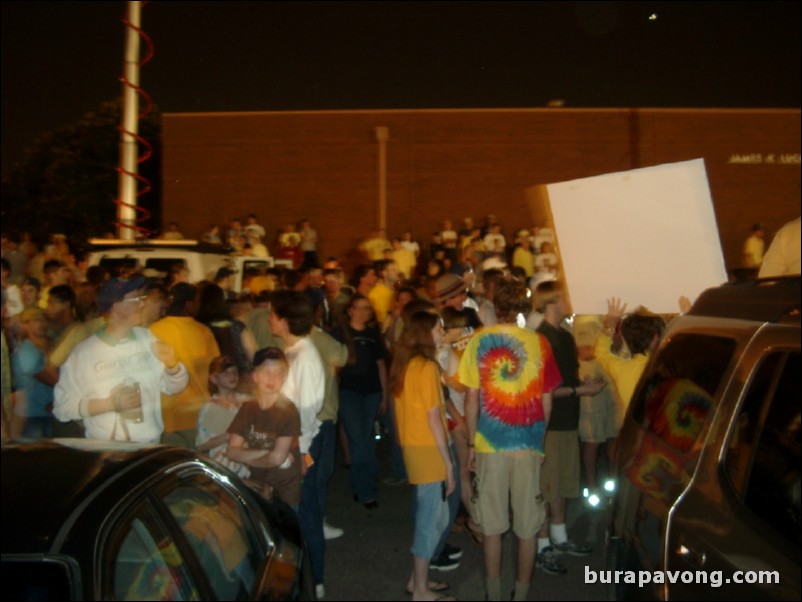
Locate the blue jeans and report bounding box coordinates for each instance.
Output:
[299,426,327,585]
[411,481,451,561]
[23,416,53,439]
[338,389,381,503]
[432,443,460,560]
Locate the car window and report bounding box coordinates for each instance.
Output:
[163,473,263,601]
[725,351,801,547]
[112,515,199,601]
[241,259,269,273]
[98,257,139,278]
[623,334,736,502]
[144,257,187,274]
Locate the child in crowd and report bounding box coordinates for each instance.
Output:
[438,307,483,546]
[195,355,251,479]
[226,347,302,508]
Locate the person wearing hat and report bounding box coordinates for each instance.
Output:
[434,273,482,331]
[11,307,53,438]
[150,282,221,448]
[54,275,188,442]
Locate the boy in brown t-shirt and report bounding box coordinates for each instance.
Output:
[227,347,302,508]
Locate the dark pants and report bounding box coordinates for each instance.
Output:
[338,390,381,503]
[299,421,336,585]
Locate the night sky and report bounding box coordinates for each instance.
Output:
[2,1,800,176]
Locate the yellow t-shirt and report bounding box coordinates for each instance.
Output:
[594,333,650,410]
[368,282,395,325]
[395,356,448,485]
[512,246,534,277]
[150,317,221,433]
[48,317,105,368]
[392,247,417,279]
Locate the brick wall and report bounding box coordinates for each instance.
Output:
[163,108,800,274]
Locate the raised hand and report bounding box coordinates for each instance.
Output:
[152,340,178,370]
[604,297,627,331]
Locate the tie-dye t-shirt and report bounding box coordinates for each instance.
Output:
[458,324,561,454]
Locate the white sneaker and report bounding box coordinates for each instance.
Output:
[315,583,325,599]
[323,520,344,540]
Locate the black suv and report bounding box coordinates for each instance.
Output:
[607,276,800,601]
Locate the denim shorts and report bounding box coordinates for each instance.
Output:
[411,481,450,560]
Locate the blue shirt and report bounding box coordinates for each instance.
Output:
[12,339,53,417]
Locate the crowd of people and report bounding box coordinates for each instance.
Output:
[156,213,562,280]
[2,212,799,601]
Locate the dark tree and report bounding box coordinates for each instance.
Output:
[1,99,161,244]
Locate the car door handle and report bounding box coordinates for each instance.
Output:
[676,543,707,569]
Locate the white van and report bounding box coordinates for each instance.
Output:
[86,240,274,293]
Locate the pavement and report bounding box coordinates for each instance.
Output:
[318,434,609,601]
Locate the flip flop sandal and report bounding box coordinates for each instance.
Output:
[405,581,450,595]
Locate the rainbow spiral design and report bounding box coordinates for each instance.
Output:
[477,333,544,427]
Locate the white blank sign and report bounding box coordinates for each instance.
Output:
[543,158,728,314]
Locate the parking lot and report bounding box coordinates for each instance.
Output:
[320,436,608,601]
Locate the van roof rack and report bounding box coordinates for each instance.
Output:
[87,239,226,253]
[689,276,800,323]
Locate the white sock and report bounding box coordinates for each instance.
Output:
[537,537,551,553]
[550,523,568,545]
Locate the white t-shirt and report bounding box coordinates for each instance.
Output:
[54,327,188,442]
[281,336,325,453]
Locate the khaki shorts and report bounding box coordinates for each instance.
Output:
[474,450,545,539]
[578,387,622,443]
[540,430,580,503]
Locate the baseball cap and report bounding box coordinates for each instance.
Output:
[96,275,147,314]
